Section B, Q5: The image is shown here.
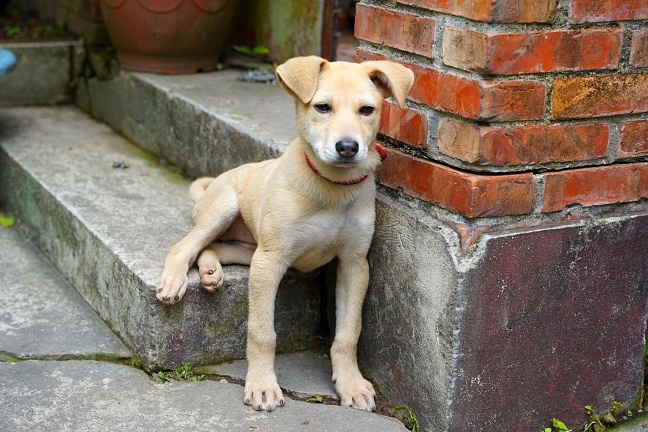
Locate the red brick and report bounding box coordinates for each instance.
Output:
[405,62,546,121]
[630,29,648,68]
[379,101,429,149]
[570,0,648,23]
[354,48,388,63]
[542,163,648,212]
[437,118,610,166]
[397,0,558,23]
[552,74,648,119]
[354,4,436,57]
[442,27,621,75]
[378,147,536,218]
[618,120,648,158]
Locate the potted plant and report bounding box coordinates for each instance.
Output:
[99,0,238,74]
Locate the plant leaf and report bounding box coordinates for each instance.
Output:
[553,418,569,430]
[252,45,269,55]
[0,215,15,227]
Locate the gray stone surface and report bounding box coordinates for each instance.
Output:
[0,106,320,369]
[0,41,84,107]
[200,352,338,399]
[0,226,131,361]
[0,360,407,432]
[77,69,295,179]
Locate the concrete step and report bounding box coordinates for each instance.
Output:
[0,106,321,370]
[0,224,405,431]
[0,225,132,362]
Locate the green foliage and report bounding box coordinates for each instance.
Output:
[394,406,421,432]
[155,363,205,382]
[233,45,270,56]
[553,417,569,431]
[306,395,324,403]
[3,25,19,36]
[0,215,15,227]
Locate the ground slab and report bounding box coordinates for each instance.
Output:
[198,351,338,400]
[0,361,406,432]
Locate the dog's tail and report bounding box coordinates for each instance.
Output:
[189,177,215,202]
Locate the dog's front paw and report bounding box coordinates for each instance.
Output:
[156,272,188,305]
[243,371,285,412]
[333,371,376,411]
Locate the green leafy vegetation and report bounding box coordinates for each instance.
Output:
[155,363,205,382]
[0,215,15,227]
[394,406,421,432]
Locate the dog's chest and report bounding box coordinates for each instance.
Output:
[286,207,374,272]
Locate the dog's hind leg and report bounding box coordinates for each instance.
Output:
[156,180,239,305]
[197,243,255,291]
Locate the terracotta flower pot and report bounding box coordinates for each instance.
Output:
[99,0,237,74]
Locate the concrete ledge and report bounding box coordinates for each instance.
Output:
[0,41,85,107]
[0,106,320,370]
[77,69,295,178]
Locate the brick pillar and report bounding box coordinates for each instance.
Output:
[354,1,648,431]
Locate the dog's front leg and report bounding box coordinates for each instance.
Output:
[331,255,376,411]
[244,250,288,411]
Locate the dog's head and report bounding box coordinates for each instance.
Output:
[276,56,414,168]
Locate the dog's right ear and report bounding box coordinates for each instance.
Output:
[276,56,328,104]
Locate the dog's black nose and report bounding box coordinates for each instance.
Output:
[335,140,359,158]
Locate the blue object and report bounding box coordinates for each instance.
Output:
[0,48,17,76]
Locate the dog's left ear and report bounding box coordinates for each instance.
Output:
[276,56,328,104]
[362,61,414,109]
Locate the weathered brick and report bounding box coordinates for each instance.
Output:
[354,4,436,57]
[630,29,648,68]
[442,27,622,75]
[354,48,388,63]
[618,120,648,158]
[378,147,536,218]
[542,163,648,212]
[379,101,429,149]
[552,74,648,119]
[397,0,558,23]
[437,118,610,166]
[570,0,648,23]
[406,62,546,121]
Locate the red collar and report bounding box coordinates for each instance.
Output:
[304,144,388,186]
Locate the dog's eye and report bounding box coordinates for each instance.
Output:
[314,103,331,113]
[359,106,375,116]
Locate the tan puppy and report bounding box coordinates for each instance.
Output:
[156,56,414,412]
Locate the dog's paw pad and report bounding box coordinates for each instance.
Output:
[199,266,223,292]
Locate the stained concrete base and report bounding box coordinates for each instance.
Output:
[362,195,648,432]
[0,106,320,370]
